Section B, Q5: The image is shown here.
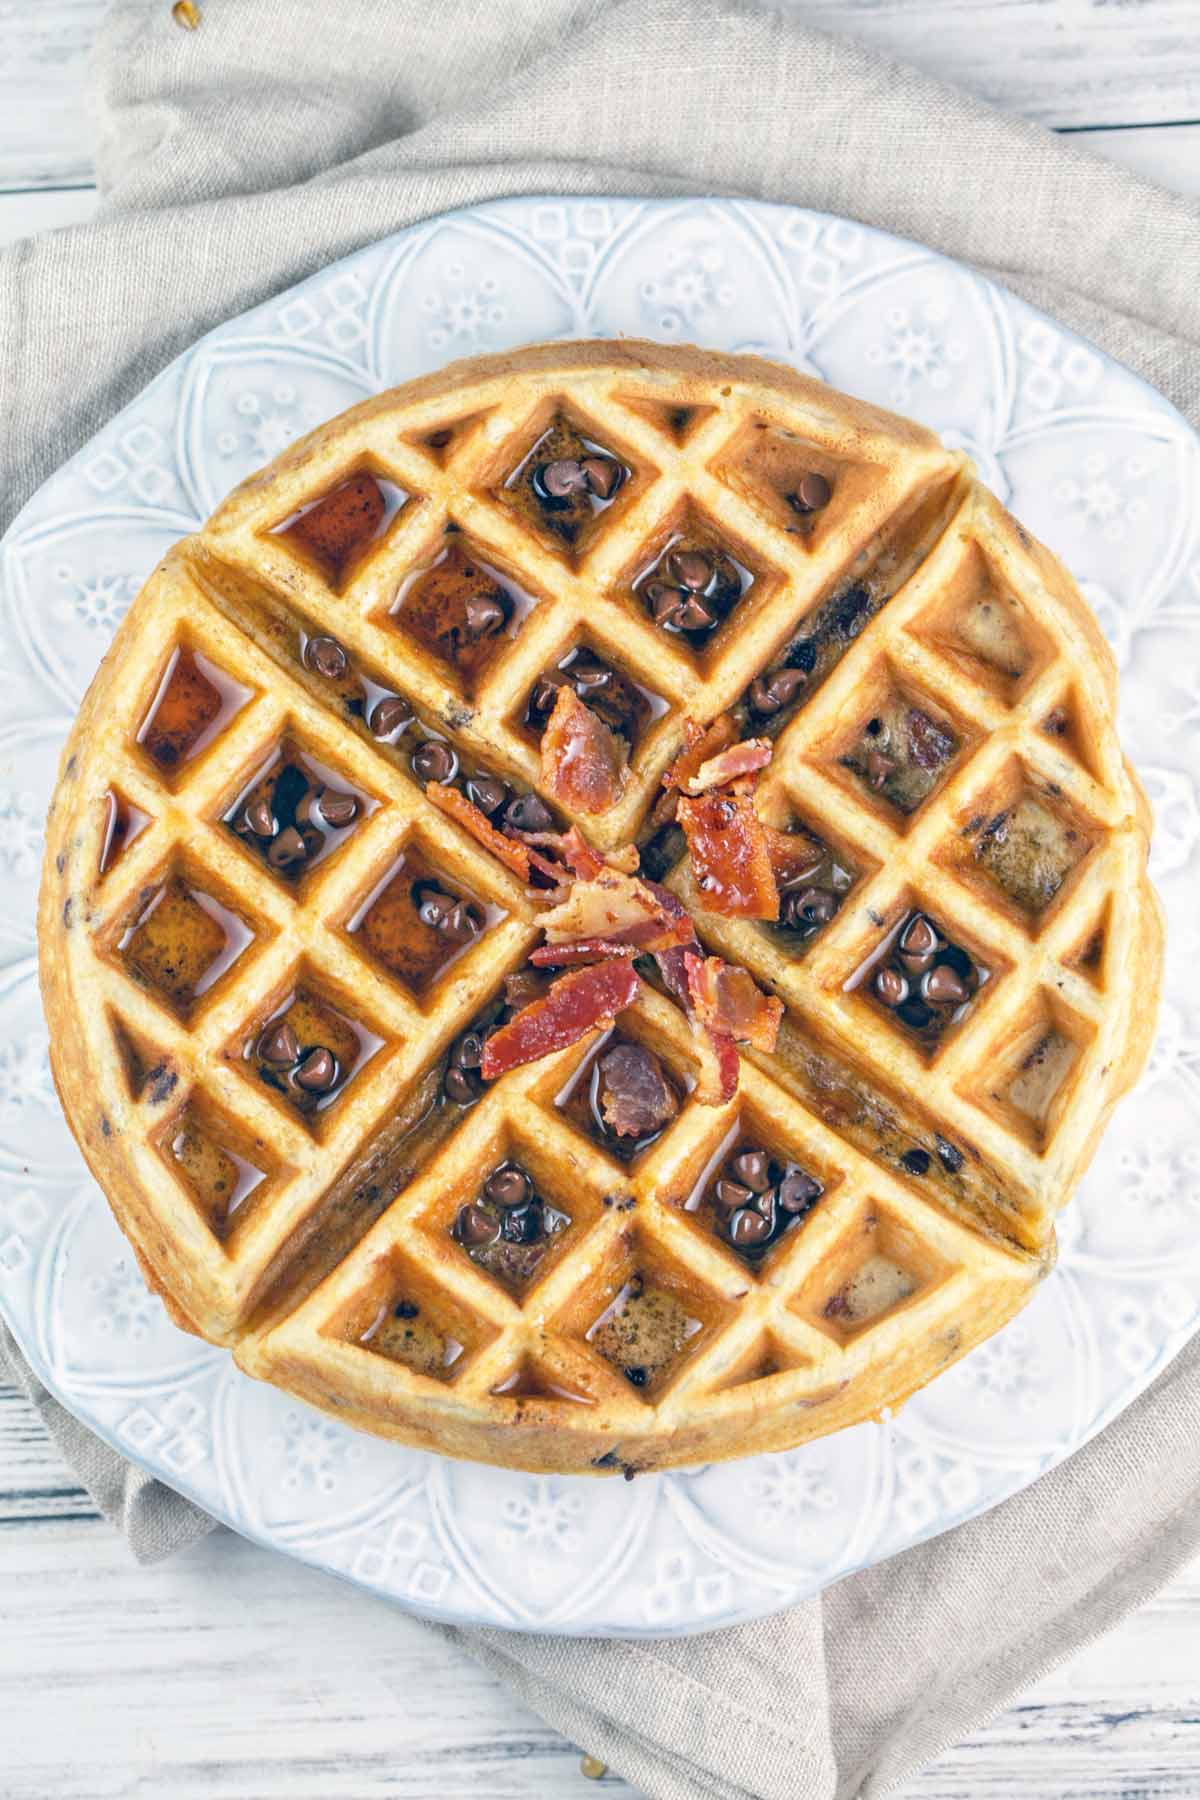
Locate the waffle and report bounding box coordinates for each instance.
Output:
[38,339,1161,1476]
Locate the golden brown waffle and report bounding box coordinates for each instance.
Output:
[39,340,1161,1475]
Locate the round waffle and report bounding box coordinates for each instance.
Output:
[38,340,1161,1476]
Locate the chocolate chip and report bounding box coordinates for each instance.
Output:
[503,791,554,833]
[674,595,718,631]
[294,1047,339,1092]
[316,789,360,828]
[783,887,837,931]
[243,795,277,838]
[369,695,410,738]
[294,786,325,829]
[454,1202,499,1248]
[539,458,588,497]
[788,471,832,514]
[500,1202,543,1244]
[938,944,974,980]
[484,1164,531,1209]
[443,901,482,940]
[900,1147,931,1176]
[936,1137,964,1174]
[303,635,349,680]
[727,1205,772,1248]
[452,1030,485,1069]
[466,776,508,815]
[646,580,684,623]
[465,592,506,639]
[666,548,713,592]
[257,1021,300,1065]
[529,673,569,716]
[778,1169,822,1213]
[412,740,458,785]
[714,1178,753,1212]
[443,1066,477,1105]
[730,1150,771,1192]
[921,964,968,1006]
[900,915,939,958]
[416,884,458,929]
[267,825,308,869]
[580,455,623,499]
[748,667,805,715]
[873,966,909,1008]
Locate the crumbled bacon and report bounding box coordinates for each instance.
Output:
[663,715,738,793]
[426,783,531,881]
[541,685,628,814]
[685,953,782,1053]
[682,738,772,795]
[481,959,641,1079]
[677,788,779,920]
[762,824,825,889]
[539,866,692,953]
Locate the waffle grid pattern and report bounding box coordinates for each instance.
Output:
[44,344,1157,1472]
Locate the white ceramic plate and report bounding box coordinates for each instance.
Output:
[1,197,1197,1638]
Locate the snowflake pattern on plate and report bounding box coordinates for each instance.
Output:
[0,196,1196,1638]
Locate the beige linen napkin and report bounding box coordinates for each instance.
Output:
[2,3,1198,1795]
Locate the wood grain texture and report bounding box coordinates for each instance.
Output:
[2,1379,1198,1797]
[2,0,1200,195]
[2,3,1200,1796]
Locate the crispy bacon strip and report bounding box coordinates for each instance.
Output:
[663,715,738,792]
[480,959,640,1080]
[685,952,782,1053]
[677,788,780,920]
[530,938,639,967]
[682,738,772,796]
[541,686,628,815]
[426,783,531,881]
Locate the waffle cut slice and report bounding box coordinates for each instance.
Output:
[39,340,1161,1475]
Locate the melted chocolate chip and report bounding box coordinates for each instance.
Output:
[294,1047,338,1092]
[412,740,458,785]
[303,635,349,680]
[369,695,410,738]
[257,1021,300,1065]
[484,1164,531,1209]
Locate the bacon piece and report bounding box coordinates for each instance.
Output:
[530,938,639,967]
[663,715,737,793]
[539,867,691,953]
[541,685,628,815]
[762,824,826,889]
[481,959,640,1080]
[685,953,782,1053]
[677,788,780,920]
[682,738,772,796]
[426,783,531,881]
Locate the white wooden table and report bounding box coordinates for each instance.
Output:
[1,5,1198,1795]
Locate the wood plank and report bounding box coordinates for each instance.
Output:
[2,1382,1198,1799]
[1073,120,1200,197]
[0,1,109,190]
[3,0,1200,194]
[0,185,98,248]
